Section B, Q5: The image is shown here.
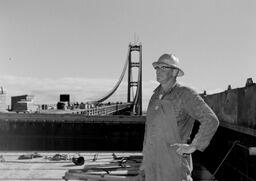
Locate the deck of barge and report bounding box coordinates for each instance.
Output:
[0,152,215,181]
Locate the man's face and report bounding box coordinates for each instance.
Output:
[154,65,176,84]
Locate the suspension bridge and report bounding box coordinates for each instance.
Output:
[66,43,143,116]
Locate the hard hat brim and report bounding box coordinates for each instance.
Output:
[152,62,184,77]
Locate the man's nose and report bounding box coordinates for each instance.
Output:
[156,69,162,73]
[157,69,164,74]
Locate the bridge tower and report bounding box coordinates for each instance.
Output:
[127,44,142,115]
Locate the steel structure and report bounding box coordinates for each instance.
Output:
[127,44,142,115]
[94,43,142,115]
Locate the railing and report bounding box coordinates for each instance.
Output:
[78,103,132,116]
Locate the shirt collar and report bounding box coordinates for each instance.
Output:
[153,85,161,93]
[153,82,180,94]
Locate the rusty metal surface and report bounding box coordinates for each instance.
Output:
[203,84,256,130]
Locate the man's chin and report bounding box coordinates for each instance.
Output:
[156,79,163,84]
[157,76,163,81]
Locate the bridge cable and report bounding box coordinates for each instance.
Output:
[94,47,130,103]
[130,72,135,100]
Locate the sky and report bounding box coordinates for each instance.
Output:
[0,0,256,110]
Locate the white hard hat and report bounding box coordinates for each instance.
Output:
[152,53,184,77]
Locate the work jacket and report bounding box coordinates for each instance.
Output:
[141,83,219,181]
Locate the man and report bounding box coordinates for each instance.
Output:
[140,54,219,181]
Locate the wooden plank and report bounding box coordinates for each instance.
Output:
[0,152,141,181]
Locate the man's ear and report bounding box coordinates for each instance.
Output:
[172,69,179,77]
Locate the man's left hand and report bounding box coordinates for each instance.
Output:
[170,143,196,156]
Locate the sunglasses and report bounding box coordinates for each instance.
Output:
[154,66,173,71]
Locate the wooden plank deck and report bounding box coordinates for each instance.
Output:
[0,152,140,181]
[0,152,215,181]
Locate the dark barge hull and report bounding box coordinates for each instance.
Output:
[0,114,145,151]
[199,83,256,181]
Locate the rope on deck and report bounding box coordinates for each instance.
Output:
[212,140,255,181]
